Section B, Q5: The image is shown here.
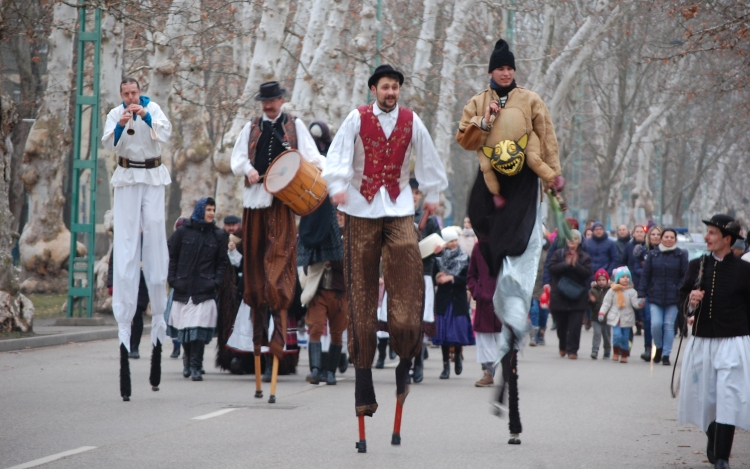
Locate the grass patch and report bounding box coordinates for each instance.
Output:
[26,292,68,318]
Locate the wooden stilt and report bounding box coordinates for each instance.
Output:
[356,414,367,453]
[268,355,279,403]
[254,352,263,398]
[391,401,403,445]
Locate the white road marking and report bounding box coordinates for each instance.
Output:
[191,408,238,420]
[7,446,97,469]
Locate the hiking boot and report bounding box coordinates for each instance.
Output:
[475,370,493,387]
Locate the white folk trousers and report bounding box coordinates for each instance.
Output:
[113,183,168,351]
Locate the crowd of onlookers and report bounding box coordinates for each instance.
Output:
[533,218,750,365]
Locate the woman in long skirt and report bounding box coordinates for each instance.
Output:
[167,197,229,381]
[433,228,474,379]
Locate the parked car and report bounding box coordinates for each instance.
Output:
[679,241,707,261]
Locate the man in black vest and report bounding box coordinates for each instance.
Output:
[230,82,324,402]
[678,214,750,469]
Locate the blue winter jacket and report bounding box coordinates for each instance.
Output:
[583,234,619,277]
[637,247,689,307]
[623,239,647,288]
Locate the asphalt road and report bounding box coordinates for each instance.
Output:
[1,328,748,469]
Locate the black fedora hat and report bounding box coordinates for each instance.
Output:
[255,81,286,101]
[702,214,742,240]
[368,64,404,89]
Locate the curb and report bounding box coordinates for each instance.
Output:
[0,326,152,353]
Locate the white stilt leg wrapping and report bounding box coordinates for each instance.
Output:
[112,184,169,350]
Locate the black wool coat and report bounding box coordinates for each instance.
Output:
[168,219,229,305]
[434,264,470,318]
[548,246,592,313]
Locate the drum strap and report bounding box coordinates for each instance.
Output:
[270,124,291,150]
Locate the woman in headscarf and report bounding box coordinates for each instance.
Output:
[167,197,229,381]
[432,227,474,379]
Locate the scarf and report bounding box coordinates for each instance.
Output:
[489,79,517,97]
[658,244,677,252]
[437,246,469,277]
[610,283,627,308]
[190,197,215,229]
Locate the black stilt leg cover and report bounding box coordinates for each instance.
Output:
[150,340,162,388]
[706,421,717,464]
[120,343,131,400]
[714,423,735,461]
[501,334,522,435]
[355,368,378,416]
[395,358,411,401]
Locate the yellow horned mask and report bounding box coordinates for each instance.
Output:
[481,133,528,176]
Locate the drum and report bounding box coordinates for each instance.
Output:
[264,150,328,216]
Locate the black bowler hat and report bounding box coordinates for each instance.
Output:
[702,214,742,241]
[223,215,241,225]
[368,64,405,89]
[255,81,286,101]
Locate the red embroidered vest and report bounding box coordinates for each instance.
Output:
[357,105,414,202]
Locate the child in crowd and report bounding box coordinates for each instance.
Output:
[589,269,611,359]
[598,267,643,363]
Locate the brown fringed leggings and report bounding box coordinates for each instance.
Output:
[344,214,424,369]
[242,199,297,358]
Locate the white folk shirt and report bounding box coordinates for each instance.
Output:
[102,101,172,187]
[323,104,448,219]
[230,114,324,209]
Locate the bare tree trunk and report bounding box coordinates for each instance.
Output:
[18,2,78,293]
[432,0,471,176]
[275,0,310,83]
[100,12,125,210]
[0,95,34,331]
[290,0,333,120]
[350,0,379,107]
[408,0,440,112]
[629,122,659,225]
[306,0,352,124]
[172,0,216,218]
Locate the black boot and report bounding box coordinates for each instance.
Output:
[640,346,651,362]
[388,339,396,360]
[182,342,192,378]
[262,353,273,383]
[375,338,387,369]
[190,341,204,381]
[338,351,349,373]
[714,423,735,469]
[653,347,663,363]
[129,342,140,359]
[454,346,463,375]
[306,341,322,385]
[706,421,717,464]
[412,346,425,383]
[440,361,450,379]
[170,340,180,358]
[326,344,342,385]
[120,344,131,401]
[440,346,450,379]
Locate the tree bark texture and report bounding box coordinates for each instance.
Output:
[18,2,79,293]
[1,95,35,331]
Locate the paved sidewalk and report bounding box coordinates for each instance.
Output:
[0,317,151,353]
